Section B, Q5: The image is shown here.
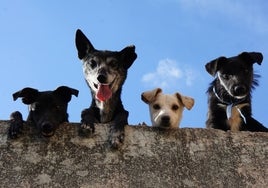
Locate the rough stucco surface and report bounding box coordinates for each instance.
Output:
[0,121,267,188]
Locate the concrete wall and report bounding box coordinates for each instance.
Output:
[0,121,267,187]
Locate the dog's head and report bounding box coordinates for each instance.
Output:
[141,88,194,129]
[205,52,263,99]
[75,29,137,102]
[13,86,79,137]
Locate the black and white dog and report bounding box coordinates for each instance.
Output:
[9,86,79,138]
[75,29,137,148]
[205,52,268,132]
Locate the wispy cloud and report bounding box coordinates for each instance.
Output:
[176,0,268,33]
[142,58,198,89]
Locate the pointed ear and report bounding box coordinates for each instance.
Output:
[175,93,195,110]
[238,52,263,65]
[205,56,227,76]
[120,45,137,69]
[75,29,95,60]
[13,88,39,104]
[141,88,162,104]
[54,86,79,103]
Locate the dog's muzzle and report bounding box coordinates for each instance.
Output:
[41,122,55,137]
[158,115,171,128]
[97,74,107,84]
[232,85,247,97]
[217,72,248,99]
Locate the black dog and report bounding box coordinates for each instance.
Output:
[9,86,79,138]
[205,51,268,132]
[75,29,137,148]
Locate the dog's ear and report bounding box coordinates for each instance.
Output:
[141,88,162,104]
[205,56,227,76]
[54,86,79,103]
[13,88,39,104]
[175,93,195,110]
[238,52,263,65]
[75,29,95,60]
[120,45,137,69]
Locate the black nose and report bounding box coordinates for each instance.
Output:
[233,85,247,96]
[97,74,107,83]
[161,116,170,127]
[41,123,54,137]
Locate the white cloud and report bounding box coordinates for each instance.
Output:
[142,58,198,89]
[185,68,196,87]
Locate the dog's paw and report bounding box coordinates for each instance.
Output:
[81,123,95,132]
[108,127,124,149]
[8,123,22,139]
[79,123,95,137]
[8,111,23,139]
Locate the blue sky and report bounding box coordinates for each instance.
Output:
[1,0,268,128]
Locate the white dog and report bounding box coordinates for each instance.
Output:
[141,88,194,129]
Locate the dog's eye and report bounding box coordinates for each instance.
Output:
[108,60,118,68]
[221,74,230,79]
[55,105,61,110]
[51,105,62,112]
[89,59,97,68]
[30,103,41,113]
[172,104,179,111]
[153,104,160,110]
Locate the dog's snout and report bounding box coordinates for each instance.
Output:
[41,123,54,137]
[161,115,171,127]
[97,68,108,83]
[161,115,170,122]
[233,85,247,96]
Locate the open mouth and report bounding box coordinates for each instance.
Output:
[94,82,113,101]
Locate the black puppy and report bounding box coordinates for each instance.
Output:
[205,51,268,132]
[9,86,79,138]
[75,29,137,148]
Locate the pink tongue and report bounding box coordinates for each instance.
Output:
[96,84,112,101]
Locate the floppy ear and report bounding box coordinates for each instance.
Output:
[54,86,79,103]
[238,52,263,65]
[120,45,137,69]
[75,29,95,60]
[13,88,39,104]
[175,93,195,110]
[205,56,227,76]
[141,88,162,104]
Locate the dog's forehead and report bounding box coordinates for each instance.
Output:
[156,93,179,105]
[221,56,251,72]
[227,56,252,66]
[36,91,61,103]
[91,50,119,59]
[88,51,120,64]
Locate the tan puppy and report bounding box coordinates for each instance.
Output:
[141,88,194,129]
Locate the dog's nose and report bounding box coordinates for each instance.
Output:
[97,74,107,83]
[161,116,170,123]
[41,123,54,137]
[233,85,247,96]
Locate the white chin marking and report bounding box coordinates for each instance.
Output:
[234,95,247,100]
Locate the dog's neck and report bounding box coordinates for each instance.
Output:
[212,86,247,106]
[92,90,123,123]
[212,86,248,124]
